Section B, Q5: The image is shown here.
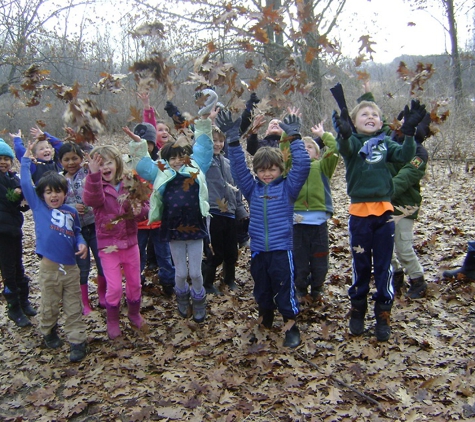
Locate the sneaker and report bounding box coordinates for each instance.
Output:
[44,327,63,349]
[70,342,87,362]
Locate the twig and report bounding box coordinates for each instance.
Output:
[294,351,385,412]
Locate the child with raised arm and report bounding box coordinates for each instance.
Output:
[82,146,149,339]
[20,140,88,362]
[0,138,35,327]
[216,109,310,348]
[127,89,217,323]
[332,99,425,342]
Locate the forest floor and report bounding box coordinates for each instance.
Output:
[1,159,475,421]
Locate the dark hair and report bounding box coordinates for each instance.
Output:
[252,147,284,173]
[58,142,84,161]
[35,171,69,199]
[160,141,191,162]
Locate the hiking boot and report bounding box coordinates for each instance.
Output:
[162,284,175,297]
[7,305,32,328]
[283,322,301,348]
[21,301,37,317]
[349,298,367,336]
[406,276,427,299]
[44,326,63,349]
[443,243,475,280]
[374,302,392,342]
[258,307,274,329]
[70,342,87,362]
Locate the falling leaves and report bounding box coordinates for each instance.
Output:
[216,198,229,213]
[397,61,435,95]
[63,97,107,144]
[94,72,127,94]
[352,245,365,254]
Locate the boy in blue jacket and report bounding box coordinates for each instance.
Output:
[216,110,310,348]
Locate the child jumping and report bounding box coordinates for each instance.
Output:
[20,141,88,362]
[82,145,149,339]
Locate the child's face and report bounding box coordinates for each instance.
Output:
[43,186,66,209]
[98,156,118,183]
[213,133,225,155]
[256,165,282,184]
[0,156,13,173]
[60,151,82,177]
[34,140,53,161]
[156,123,170,143]
[168,155,185,171]
[265,119,283,137]
[354,106,383,135]
[304,141,319,160]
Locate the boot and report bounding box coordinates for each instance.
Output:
[44,325,63,349]
[80,284,93,315]
[406,276,427,299]
[4,292,31,328]
[161,283,175,297]
[18,276,37,316]
[222,262,238,291]
[202,263,222,295]
[258,306,274,328]
[105,302,121,339]
[175,288,191,318]
[191,288,207,323]
[283,319,301,348]
[70,342,87,362]
[374,302,392,342]
[349,298,367,336]
[443,245,475,280]
[127,299,145,329]
[392,270,405,296]
[96,275,107,308]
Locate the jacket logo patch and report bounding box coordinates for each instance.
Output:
[410,156,423,168]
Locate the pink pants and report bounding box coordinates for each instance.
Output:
[99,245,141,306]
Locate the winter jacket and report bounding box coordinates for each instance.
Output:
[64,167,95,227]
[206,153,248,220]
[337,131,415,204]
[0,170,27,237]
[129,118,213,224]
[82,171,149,251]
[228,139,310,252]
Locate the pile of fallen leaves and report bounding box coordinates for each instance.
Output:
[1,158,475,421]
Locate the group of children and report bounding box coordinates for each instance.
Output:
[2,85,465,362]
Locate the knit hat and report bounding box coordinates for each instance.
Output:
[133,123,157,143]
[0,138,14,159]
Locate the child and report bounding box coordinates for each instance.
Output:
[292,123,339,300]
[202,125,248,295]
[20,141,88,362]
[137,92,172,148]
[82,145,149,339]
[217,109,310,348]
[128,89,217,323]
[58,142,107,314]
[0,138,35,327]
[12,127,62,184]
[332,99,426,342]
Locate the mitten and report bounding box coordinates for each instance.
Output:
[279,114,301,138]
[332,108,352,140]
[245,93,260,112]
[400,99,427,136]
[196,88,218,116]
[216,110,241,144]
[164,101,179,117]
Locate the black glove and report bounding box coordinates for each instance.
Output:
[216,110,242,144]
[279,114,301,138]
[246,93,260,112]
[332,108,352,140]
[400,99,427,137]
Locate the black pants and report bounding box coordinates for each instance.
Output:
[205,214,238,268]
[0,233,25,302]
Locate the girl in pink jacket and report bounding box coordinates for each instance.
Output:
[83,145,149,339]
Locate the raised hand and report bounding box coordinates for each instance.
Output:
[122,126,141,143]
[30,126,44,139]
[280,114,301,138]
[400,99,427,137]
[216,110,242,144]
[332,108,352,140]
[311,122,324,138]
[196,88,218,116]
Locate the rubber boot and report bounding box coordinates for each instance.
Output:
[127,299,144,329]
[374,302,392,342]
[191,288,206,323]
[105,302,121,339]
[44,325,63,349]
[4,292,31,328]
[70,342,87,362]
[406,276,427,299]
[222,262,238,291]
[392,270,405,296]
[349,298,367,336]
[283,319,301,348]
[175,288,191,318]
[80,284,93,315]
[18,276,37,317]
[258,306,274,328]
[96,275,107,308]
[202,263,222,295]
[443,244,475,280]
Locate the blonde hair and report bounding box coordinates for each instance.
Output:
[252,147,284,174]
[350,100,382,122]
[302,136,320,157]
[89,145,124,185]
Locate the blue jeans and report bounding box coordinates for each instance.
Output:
[76,223,103,286]
[138,228,175,287]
